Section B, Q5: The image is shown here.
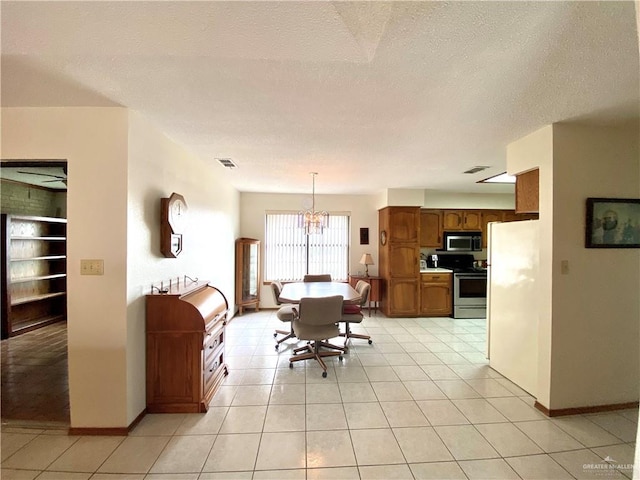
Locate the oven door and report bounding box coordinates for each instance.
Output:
[453,273,487,318]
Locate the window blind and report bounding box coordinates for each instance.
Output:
[265,212,350,282]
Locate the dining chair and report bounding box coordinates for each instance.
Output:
[340,280,373,348]
[289,295,345,377]
[270,281,296,350]
[303,274,332,282]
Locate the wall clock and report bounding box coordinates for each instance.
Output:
[160,193,188,258]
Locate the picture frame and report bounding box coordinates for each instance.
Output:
[585,197,640,248]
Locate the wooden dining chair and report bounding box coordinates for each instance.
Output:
[303,274,332,282]
[289,295,345,377]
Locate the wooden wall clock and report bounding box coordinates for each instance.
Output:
[160,193,188,258]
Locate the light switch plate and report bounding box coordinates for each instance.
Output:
[80,259,104,275]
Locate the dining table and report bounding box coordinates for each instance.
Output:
[279,281,360,304]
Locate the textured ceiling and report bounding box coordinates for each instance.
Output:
[2,1,638,195]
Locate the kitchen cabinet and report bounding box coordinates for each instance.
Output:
[420,272,452,316]
[481,210,503,248]
[515,168,539,214]
[378,207,420,317]
[420,210,442,247]
[235,237,260,315]
[443,210,482,231]
[503,211,539,222]
[1,214,67,339]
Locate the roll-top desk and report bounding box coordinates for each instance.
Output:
[146,280,229,413]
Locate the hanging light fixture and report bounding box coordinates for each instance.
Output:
[299,172,329,235]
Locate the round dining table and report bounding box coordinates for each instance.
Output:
[279,281,360,304]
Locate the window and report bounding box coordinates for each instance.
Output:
[265,212,350,282]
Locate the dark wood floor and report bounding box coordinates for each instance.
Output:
[1,321,70,427]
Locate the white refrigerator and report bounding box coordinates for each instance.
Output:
[487,220,539,397]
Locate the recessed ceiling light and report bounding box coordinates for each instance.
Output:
[478,172,516,184]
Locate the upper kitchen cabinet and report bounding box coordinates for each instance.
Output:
[481,210,503,248]
[515,168,539,214]
[420,210,442,247]
[384,207,420,243]
[443,210,482,231]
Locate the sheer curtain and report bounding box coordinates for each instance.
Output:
[265,212,350,282]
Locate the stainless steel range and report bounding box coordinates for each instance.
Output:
[434,254,487,318]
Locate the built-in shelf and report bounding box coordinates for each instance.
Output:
[11,273,67,284]
[1,214,67,338]
[11,255,67,262]
[11,292,67,306]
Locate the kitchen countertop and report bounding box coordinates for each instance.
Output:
[420,268,453,273]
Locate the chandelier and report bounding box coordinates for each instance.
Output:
[299,172,329,235]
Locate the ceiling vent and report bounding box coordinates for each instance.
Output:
[216,158,237,169]
[463,166,490,174]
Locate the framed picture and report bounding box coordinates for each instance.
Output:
[585,198,640,248]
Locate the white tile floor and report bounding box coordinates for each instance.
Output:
[1,310,637,479]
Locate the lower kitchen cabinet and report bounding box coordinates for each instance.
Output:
[420,273,452,316]
[384,278,419,317]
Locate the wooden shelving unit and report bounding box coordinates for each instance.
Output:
[1,214,67,338]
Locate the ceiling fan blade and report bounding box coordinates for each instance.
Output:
[17,170,66,180]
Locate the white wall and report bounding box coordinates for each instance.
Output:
[423,190,515,209]
[126,111,239,423]
[1,107,240,429]
[506,125,554,408]
[507,122,640,411]
[240,192,380,308]
[2,107,130,427]
[551,122,639,409]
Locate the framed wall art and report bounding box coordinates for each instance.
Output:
[585,197,640,248]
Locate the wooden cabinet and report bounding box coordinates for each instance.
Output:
[480,210,503,248]
[443,210,482,231]
[386,207,420,243]
[516,168,539,214]
[420,273,452,316]
[146,281,229,413]
[379,207,420,317]
[420,210,442,247]
[348,275,381,315]
[235,238,260,315]
[1,215,67,339]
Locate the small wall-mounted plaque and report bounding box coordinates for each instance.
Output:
[360,227,369,245]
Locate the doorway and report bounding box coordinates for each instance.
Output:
[0,160,69,428]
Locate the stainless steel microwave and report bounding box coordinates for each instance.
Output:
[444,232,482,251]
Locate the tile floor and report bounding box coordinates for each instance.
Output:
[1,310,638,479]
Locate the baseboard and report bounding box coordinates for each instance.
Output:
[534,400,639,417]
[68,408,147,436]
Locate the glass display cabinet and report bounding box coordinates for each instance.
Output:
[235,237,260,315]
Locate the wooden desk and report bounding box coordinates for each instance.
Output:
[348,276,381,316]
[279,282,360,304]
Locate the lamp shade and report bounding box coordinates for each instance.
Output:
[359,253,374,266]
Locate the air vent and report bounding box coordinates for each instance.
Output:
[463,166,490,174]
[216,158,237,169]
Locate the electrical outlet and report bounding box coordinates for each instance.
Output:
[80,259,104,275]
